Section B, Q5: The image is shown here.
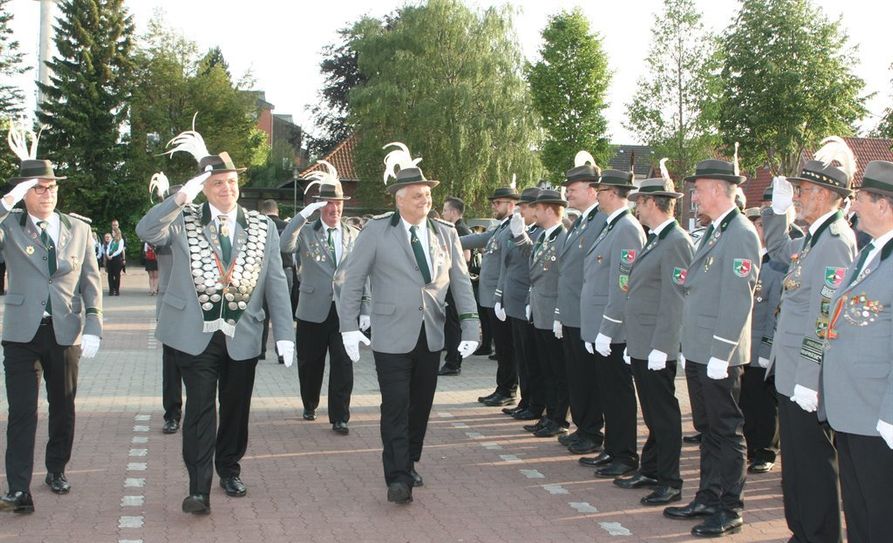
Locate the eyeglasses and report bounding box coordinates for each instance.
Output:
[596,187,613,193]
[32,185,59,195]
[793,185,822,197]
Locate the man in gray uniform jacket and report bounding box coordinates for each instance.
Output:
[461,185,520,406]
[339,142,479,505]
[280,162,369,434]
[664,157,760,538]
[137,130,294,515]
[822,160,893,543]
[0,131,103,513]
[762,137,857,543]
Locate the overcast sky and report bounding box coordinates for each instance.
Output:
[7,0,892,144]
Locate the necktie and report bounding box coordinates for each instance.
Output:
[327,227,337,265]
[702,223,715,245]
[218,215,232,264]
[847,242,874,287]
[533,231,546,259]
[801,231,813,250]
[38,221,55,315]
[646,232,657,246]
[410,225,431,283]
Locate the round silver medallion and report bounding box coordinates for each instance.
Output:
[210,294,221,303]
[238,301,247,310]
[198,294,210,303]
[228,302,238,311]
[191,261,203,269]
[201,302,213,311]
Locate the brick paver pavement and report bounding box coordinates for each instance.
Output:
[0,271,791,542]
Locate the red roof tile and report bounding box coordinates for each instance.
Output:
[300,134,360,180]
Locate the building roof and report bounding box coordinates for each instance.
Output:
[608,145,654,178]
[300,133,360,181]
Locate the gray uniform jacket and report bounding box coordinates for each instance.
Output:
[681,207,761,366]
[339,212,479,354]
[525,224,566,330]
[155,244,172,320]
[279,214,368,323]
[136,198,293,360]
[495,224,541,320]
[763,208,856,396]
[821,238,893,436]
[624,221,693,360]
[0,207,102,345]
[749,254,786,363]
[555,206,607,328]
[581,210,645,343]
[460,218,511,308]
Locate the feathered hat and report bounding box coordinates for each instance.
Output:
[303,160,350,200]
[149,171,170,201]
[564,150,601,186]
[685,142,746,185]
[488,173,521,200]
[788,136,856,196]
[382,142,438,195]
[164,113,246,174]
[6,122,66,183]
[630,158,683,200]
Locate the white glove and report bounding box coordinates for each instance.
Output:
[509,209,525,236]
[277,340,295,368]
[458,340,479,359]
[2,178,39,208]
[80,334,101,359]
[679,353,686,370]
[706,356,729,380]
[647,349,667,371]
[299,200,327,219]
[623,347,631,365]
[341,330,370,363]
[494,302,507,321]
[358,315,371,332]
[771,176,794,214]
[877,419,893,449]
[584,341,594,354]
[553,320,563,339]
[757,356,770,368]
[791,384,819,413]
[525,304,531,321]
[177,172,212,203]
[594,333,611,357]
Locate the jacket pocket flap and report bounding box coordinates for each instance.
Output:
[4,294,23,306]
[373,302,396,315]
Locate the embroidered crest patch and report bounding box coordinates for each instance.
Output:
[619,274,630,293]
[824,266,845,289]
[620,249,637,264]
[672,267,687,285]
[733,258,752,278]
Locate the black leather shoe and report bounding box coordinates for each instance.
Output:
[45,472,71,494]
[641,486,682,506]
[410,464,424,487]
[747,460,775,474]
[0,491,34,513]
[472,346,492,356]
[533,420,568,438]
[683,433,702,445]
[523,418,548,433]
[691,510,743,537]
[303,409,316,421]
[511,409,541,421]
[488,353,498,360]
[558,431,582,447]
[438,365,461,376]
[568,438,602,455]
[162,419,180,434]
[664,500,717,520]
[387,482,412,504]
[477,391,499,403]
[483,393,516,407]
[502,405,522,415]
[595,462,636,478]
[613,473,659,489]
[182,494,210,514]
[578,452,613,467]
[333,421,349,435]
[219,476,247,497]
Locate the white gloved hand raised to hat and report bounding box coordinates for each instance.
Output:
[299,200,328,219]
[771,176,794,214]
[2,178,39,209]
[177,172,212,204]
[509,208,525,236]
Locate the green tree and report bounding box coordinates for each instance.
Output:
[625,0,720,181]
[0,0,29,180]
[527,8,611,183]
[349,0,542,212]
[717,0,867,175]
[36,0,135,224]
[871,63,893,139]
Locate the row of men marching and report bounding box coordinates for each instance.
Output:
[460,138,892,542]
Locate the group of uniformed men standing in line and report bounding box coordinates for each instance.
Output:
[0,121,890,542]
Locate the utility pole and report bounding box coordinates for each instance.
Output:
[35,0,58,111]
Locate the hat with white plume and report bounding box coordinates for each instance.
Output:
[164,113,246,174]
[488,173,522,200]
[788,136,856,196]
[303,160,350,200]
[564,150,601,186]
[630,158,683,200]
[382,142,438,195]
[7,122,66,183]
[685,142,747,185]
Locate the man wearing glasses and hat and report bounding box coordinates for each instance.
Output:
[0,125,103,513]
[762,137,858,543]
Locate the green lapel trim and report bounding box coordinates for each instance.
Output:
[808,210,843,248]
[719,206,740,232]
[389,211,401,227]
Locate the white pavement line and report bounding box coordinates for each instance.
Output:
[520,469,544,479]
[118,516,144,528]
[134,414,151,421]
[124,478,145,488]
[436,412,454,418]
[451,422,469,428]
[127,463,148,471]
[119,540,143,543]
[499,454,521,463]
[569,502,598,513]
[133,425,149,432]
[482,442,502,450]
[131,436,148,444]
[542,484,569,495]
[129,449,148,457]
[121,496,145,507]
[465,431,483,438]
[599,522,632,536]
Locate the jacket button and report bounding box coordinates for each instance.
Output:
[41,300,46,306]
[415,266,419,271]
[418,307,423,311]
[43,256,47,261]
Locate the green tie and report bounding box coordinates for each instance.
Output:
[38,221,55,315]
[646,232,657,245]
[702,223,715,246]
[410,225,431,283]
[327,227,337,265]
[533,231,546,259]
[218,215,232,264]
[801,231,813,250]
[847,242,874,287]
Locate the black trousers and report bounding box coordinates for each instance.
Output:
[511,317,542,415]
[561,326,604,444]
[685,361,746,512]
[162,343,182,423]
[533,327,568,426]
[472,281,492,352]
[777,391,842,543]
[487,307,516,396]
[740,365,778,463]
[2,322,79,492]
[174,332,257,495]
[296,303,353,423]
[0,261,5,293]
[594,343,638,467]
[442,289,461,368]
[107,256,123,294]
[631,358,682,488]
[837,432,893,543]
[373,325,439,487]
